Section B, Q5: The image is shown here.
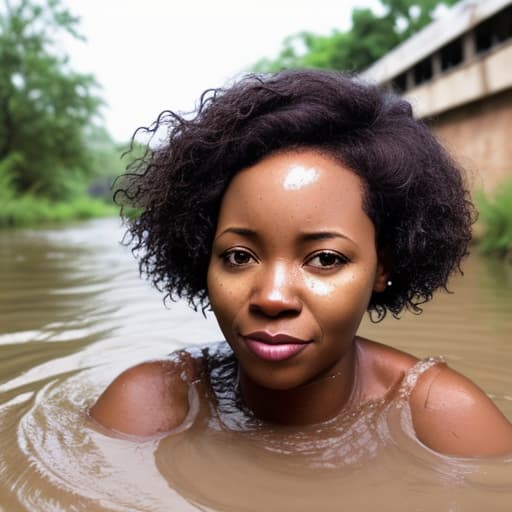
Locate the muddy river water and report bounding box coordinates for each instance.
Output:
[0,218,511,511]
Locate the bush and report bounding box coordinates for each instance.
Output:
[0,194,118,227]
[0,154,119,227]
[475,180,512,259]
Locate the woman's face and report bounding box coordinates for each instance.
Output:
[207,150,388,391]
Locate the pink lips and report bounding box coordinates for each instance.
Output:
[242,331,311,362]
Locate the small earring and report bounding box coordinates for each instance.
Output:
[387,280,392,287]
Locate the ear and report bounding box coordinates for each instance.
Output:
[373,247,392,293]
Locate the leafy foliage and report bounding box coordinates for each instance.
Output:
[253,0,458,72]
[0,0,103,199]
[0,153,115,227]
[475,182,512,260]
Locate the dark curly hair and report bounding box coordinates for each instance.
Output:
[116,69,475,321]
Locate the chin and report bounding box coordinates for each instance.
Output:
[243,366,314,391]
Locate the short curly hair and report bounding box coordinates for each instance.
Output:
[117,69,475,321]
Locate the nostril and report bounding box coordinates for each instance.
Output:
[249,302,301,318]
[248,292,302,318]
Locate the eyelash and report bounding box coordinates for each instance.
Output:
[221,248,258,267]
[305,251,349,269]
[220,249,349,269]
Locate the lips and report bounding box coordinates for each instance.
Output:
[241,331,311,362]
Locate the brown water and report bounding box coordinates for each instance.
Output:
[0,218,511,511]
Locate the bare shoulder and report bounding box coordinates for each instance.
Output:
[358,338,512,456]
[356,337,419,399]
[89,350,202,437]
[410,363,512,456]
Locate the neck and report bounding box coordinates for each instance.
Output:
[238,343,359,425]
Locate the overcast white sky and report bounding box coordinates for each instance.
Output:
[68,1,383,141]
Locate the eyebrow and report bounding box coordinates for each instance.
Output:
[215,227,355,245]
[215,227,258,240]
[299,231,353,243]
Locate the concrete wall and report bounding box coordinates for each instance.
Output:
[361,1,512,194]
[407,41,512,118]
[428,88,512,193]
[362,0,512,85]
[403,39,512,193]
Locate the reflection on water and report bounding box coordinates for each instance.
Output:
[0,218,511,511]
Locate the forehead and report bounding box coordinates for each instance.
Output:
[217,150,370,233]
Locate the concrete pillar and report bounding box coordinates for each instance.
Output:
[463,31,476,62]
[406,69,415,90]
[432,52,442,77]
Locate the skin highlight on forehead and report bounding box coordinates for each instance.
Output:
[282,165,320,191]
[222,151,372,251]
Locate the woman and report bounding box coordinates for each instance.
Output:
[90,70,512,457]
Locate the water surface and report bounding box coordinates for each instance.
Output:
[1,218,511,511]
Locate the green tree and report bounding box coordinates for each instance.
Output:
[254,0,458,73]
[85,125,132,200]
[0,0,102,199]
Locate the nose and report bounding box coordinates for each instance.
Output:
[249,261,302,318]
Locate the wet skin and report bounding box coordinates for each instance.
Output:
[207,150,389,423]
[91,149,512,456]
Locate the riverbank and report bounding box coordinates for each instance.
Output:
[0,195,118,228]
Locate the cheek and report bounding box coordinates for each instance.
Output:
[207,265,241,326]
[304,270,375,321]
[304,275,335,296]
[207,265,225,311]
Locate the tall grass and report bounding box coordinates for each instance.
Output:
[475,180,512,259]
[0,159,118,227]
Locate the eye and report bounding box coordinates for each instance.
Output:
[221,249,257,267]
[305,251,348,269]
